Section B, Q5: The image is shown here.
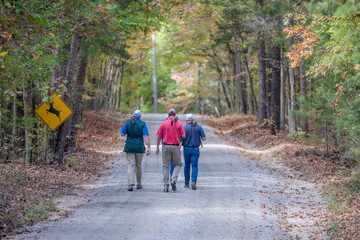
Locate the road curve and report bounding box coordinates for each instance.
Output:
[11,113,310,240]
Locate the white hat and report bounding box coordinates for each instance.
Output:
[186,113,194,121]
[133,110,142,117]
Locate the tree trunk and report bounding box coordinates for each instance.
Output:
[110,66,120,108]
[216,67,232,109]
[69,46,88,148]
[225,70,234,109]
[52,44,70,91]
[285,63,291,129]
[23,86,33,165]
[258,31,267,126]
[197,65,203,114]
[235,49,246,113]
[101,58,116,108]
[245,52,258,114]
[217,78,222,115]
[288,62,296,133]
[270,45,281,135]
[300,65,309,133]
[11,93,17,151]
[280,50,285,129]
[246,46,254,115]
[55,33,80,164]
[266,69,271,120]
[116,62,126,109]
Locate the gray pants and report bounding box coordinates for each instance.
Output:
[162,145,181,186]
[126,152,144,186]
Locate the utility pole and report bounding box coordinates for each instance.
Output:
[152,32,158,113]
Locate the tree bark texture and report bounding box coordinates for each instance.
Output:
[11,93,17,150]
[217,78,222,115]
[280,50,285,129]
[23,86,33,164]
[266,70,272,120]
[55,33,80,164]
[246,47,254,115]
[288,63,297,133]
[235,49,246,114]
[270,45,281,133]
[216,67,232,109]
[257,31,267,126]
[69,46,89,148]
[116,61,126,109]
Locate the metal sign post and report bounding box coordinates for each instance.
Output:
[153,32,158,113]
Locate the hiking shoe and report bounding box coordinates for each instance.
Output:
[191,183,197,190]
[171,181,177,191]
[184,185,190,188]
[136,185,142,189]
[128,185,133,191]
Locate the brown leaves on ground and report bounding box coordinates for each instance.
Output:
[204,114,344,179]
[0,110,126,238]
[204,114,360,239]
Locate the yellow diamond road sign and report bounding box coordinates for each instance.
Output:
[35,93,73,131]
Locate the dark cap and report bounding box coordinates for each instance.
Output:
[168,108,176,115]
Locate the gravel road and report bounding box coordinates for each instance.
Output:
[11,113,325,240]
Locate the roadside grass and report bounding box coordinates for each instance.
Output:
[24,204,49,223]
[328,219,339,234]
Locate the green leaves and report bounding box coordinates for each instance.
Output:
[29,14,49,26]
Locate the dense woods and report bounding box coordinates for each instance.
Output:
[0,0,177,164]
[0,0,359,237]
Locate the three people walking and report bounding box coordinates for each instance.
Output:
[121,109,205,192]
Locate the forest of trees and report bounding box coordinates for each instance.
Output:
[0,0,359,168]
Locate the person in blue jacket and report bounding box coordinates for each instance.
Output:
[182,114,206,190]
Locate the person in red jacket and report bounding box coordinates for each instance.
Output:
[156,108,186,192]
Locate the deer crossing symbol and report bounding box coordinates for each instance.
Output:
[46,101,62,122]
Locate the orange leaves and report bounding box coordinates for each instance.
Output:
[284,25,321,68]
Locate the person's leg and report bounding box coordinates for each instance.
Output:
[170,157,174,180]
[191,148,200,185]
[183,148,191,186]
[126,153,135,190]
[171,146,182,184]
[135,153,144,188]
[162,146,171,190]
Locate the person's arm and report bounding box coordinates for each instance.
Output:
[156,136,162,154]
[179,123,186,139]
[144,135,151,156]
[120,121,127,136]
[200,126,206,141]
[180,125,186,139]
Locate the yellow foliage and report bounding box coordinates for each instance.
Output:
[0,51,8,57]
